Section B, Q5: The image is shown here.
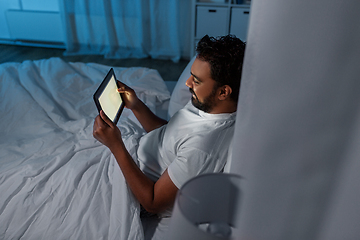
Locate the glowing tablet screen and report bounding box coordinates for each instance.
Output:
[98,75,122,121]
[94,68,124,124]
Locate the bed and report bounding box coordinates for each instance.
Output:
[0,57,192,239]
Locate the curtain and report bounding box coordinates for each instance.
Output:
[59,0,187,62]
[230,0,360,239]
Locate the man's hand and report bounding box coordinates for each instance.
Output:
[116,81,140,110]
[93,90,177,214]
[93,110,123,151]
[116,80,167,133]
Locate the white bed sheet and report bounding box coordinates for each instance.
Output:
[0,58,171,239]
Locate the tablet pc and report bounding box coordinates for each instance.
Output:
[93,68,124,124]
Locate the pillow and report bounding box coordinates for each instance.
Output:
[168,56,196,117]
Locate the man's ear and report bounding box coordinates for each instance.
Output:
[218,85,232,100]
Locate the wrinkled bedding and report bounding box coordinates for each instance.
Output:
[0,58,171,239]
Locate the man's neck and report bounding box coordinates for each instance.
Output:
[208,101,237,114]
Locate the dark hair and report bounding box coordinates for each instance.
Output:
[196,35,246,103]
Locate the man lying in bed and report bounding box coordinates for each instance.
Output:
[93,34,246,215]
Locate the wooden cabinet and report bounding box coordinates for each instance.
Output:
[190,0,251,57]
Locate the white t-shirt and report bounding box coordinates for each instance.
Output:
[137,101,236,189]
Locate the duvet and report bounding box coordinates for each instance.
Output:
[0,58,170,239]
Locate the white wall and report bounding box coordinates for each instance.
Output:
[0,0,60,40]
[21,0,59,11]
[0,0,20,39]
[0,0,63,47]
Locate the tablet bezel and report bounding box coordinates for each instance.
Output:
[93,68,125,125]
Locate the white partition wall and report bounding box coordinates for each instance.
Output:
[0,0,20,39]
[1,0,64,47]
[230,0,360,239]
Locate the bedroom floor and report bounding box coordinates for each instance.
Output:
[0,44,189,84]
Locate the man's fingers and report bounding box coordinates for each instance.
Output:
[93,115,105,138]
[117,81,128,93]
[100,110,114,128]
[116,81,126,90]
[116,80,127,87]
[117,86,126,93]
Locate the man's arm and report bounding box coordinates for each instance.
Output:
[117,81,167,132]
[93,110,178,213]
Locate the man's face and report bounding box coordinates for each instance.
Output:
[185,58,219,113]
